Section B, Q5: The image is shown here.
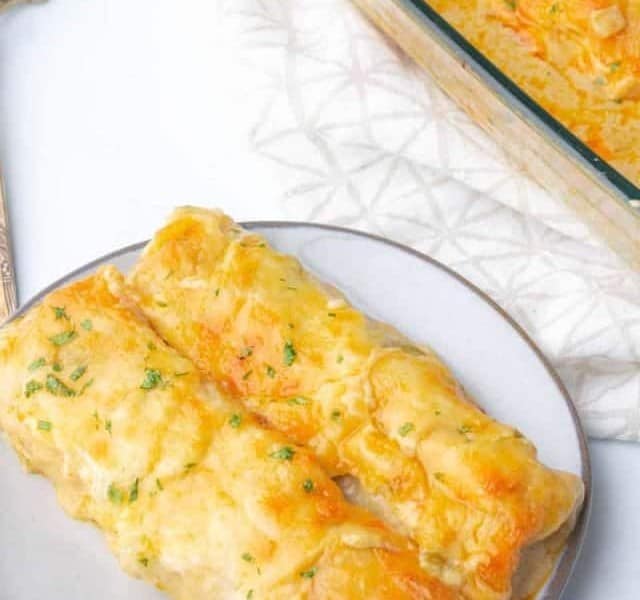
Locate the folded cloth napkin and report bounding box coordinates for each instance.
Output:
[221,0,640,441]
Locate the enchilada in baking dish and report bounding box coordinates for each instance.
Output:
[426,0,640,186]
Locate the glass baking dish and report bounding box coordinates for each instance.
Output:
[353,0,640,269]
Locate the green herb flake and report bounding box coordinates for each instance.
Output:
[229,413,242,429]
[173,371,190,377]
[129,478,139,503]
[336,354,344,364]
[147,342,156,351]
[184,462,197,471]
[242,552,254,563]
[156,301,168,308]
[270,446,295,461]
[300,567,318,579]
[52,363,63,373]
[242,370,253,381]
[140,368,163,390]
[303,479,314,493]
[247,590,254,600]
[105,419,112,435]
[504,0,516,9]
[45,375,76,398]
[458,424,472,435]
[398,422,414,437]
[37,420,52,432]
[25,380,43,397]
[80,319,93,331]
[215,288,220,297]
[266,365,276,378]
[28,357,46,372]
[434,472,445,482]
[283,341,297,366]
[52,306,68,320]
[138,557,149,567]
[435,410,441,416]
[49,330,77,347]
[610,61,621,73]
[80,378,95,395]
[239,347,253,359]
[108,483,124,505]
[331,410,341,421]
[156,478,164,491]
[70,366,87,381]
[287,396,309,406]
[328,312,336,317]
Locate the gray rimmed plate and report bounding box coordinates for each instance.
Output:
[0,222,590,599]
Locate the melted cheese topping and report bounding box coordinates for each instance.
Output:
[0,267,458,600]
[129,207,585,600]
[428,0,640,185]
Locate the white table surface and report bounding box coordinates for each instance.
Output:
[1,2,638,598]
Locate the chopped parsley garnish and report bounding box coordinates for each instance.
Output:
[247,591,254,600]
[52,363,63,372]
[173,371,190,377]
[156,478,163,491]
[328,312,336,317]
[610,61,621,73]
[184,462,197,471]
[52,306,68,320]
[70,366,87,381]
[156,301,168,308]
[105,419,112,435]
[229,413,242,428]
[283,341,297,366]
[45,375,76,397]
[147,342,156,351]
[129,478,139,503]
[303,479,314,493]
[458,424,472,435]
[242,370,253,381]
[300,567,317,579]
[138,557,149,567]
[435,410,441,416]
[37,420,52,431]
[336,354,344,364]
[287,396,309,406]
[49,330,77,346]
[270,446,295,461]
[25,380,43,397]
[331,410,341,421]
[266,365,276,378]
[108,483,124,504]
[434,472,445,482]
[80,319,93,331]
[215,288,220,297]
[239,347,253,359]
[398,422,414,437]
[140,368,163,390]
[80,378,95,395]
[242,552,254,563]
[28,357,46,372]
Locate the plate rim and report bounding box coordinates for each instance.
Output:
[6,220,591,600]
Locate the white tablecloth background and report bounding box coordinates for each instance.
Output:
[2,1,640,597]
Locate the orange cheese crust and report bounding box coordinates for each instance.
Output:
[0,266,457,600]
[427,0,640,185]
[129,208,585,600]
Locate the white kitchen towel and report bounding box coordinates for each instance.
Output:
[220,0,640,441]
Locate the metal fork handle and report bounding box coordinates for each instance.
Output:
[0,172,17,321]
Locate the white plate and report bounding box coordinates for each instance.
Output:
[0,223,590,600]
